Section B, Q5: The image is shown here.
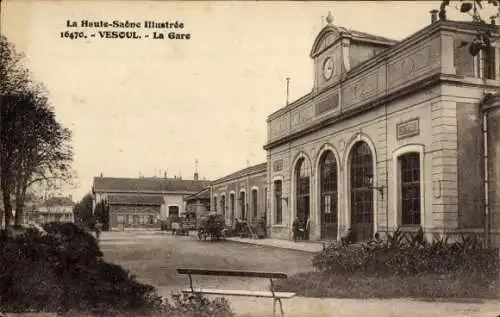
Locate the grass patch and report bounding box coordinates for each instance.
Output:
[275,271,500,300]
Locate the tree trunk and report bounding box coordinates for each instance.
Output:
[14,189,26,227]
[1,173,14,228]
[2,190,13,228]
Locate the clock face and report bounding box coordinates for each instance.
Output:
[323,57,334,80]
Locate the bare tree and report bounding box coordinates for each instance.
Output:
[1,35,74,227]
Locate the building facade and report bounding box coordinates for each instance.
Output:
[184,187,211,218]
[93,175,210,230]
[210,163,267,230]
[264,14,500,244]
[23,195,75,225]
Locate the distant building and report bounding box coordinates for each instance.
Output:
[92,174,210,230]
[210,163,267,230]
[23,195,75,224]
[184,187,211,218]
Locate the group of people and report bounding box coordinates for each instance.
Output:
[292,216,310,241]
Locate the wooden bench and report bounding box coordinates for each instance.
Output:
[177,268,296,317]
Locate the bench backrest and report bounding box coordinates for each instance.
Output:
[177,268,287,279]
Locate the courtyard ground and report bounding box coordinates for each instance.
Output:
[100,231,500,317]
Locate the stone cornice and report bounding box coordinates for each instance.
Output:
[264,73,443,150]
[266,20,500,123]
[264,73,500,150]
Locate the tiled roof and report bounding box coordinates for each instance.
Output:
[212,162,267,185]
[184,187,211,201]
[347,28,398,44]
[107,194,164,206]
[93,177,211,193]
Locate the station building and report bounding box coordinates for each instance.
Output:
[92,173,210,230]
[263,12,500,244]
[210,163,267,229]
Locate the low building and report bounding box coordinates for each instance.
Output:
[210,163,267,230]
[263,13,500,244]
[23,195,75,224]
[92,174,210,230]
[184,187,211,218]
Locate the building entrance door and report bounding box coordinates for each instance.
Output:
[319,150,338,240]
[295,158,311,240]
[349,142,374,242]
[229,193,235,226]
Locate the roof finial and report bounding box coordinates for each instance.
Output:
[326,11,333,25]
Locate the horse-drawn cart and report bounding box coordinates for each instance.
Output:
[197,212,226,241]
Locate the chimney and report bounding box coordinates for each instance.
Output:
[164,171,167,178]
[430,9,439,23]
[100,173,103,177]
[194,159,199,180]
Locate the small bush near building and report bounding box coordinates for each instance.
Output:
[313,228,498,277]
[277,227,500,299]
[0,222,234,317]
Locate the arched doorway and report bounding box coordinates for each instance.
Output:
[229,193,235,225]
[319,150,338,240]
[239,191,246,220]
[350,141,374,242]
[295,157,311,240]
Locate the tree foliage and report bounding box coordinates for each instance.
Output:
[439,0,499,56]
[73,193,94,226]
[0,35,74,227]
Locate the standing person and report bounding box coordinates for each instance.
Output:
[95,221,102,243]
[234,218,241,236]
[292,217,300,242]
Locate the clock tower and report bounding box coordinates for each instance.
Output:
[309,11,397,95]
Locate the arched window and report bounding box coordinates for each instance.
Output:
[350,141,374,242]
[220,195,226,216]
[319,150,338,240]
[399,152,421,225]
[274,180,283,224]
[295,157,311,239]
[239,191,246,220]
[229,193,235,224]
[251,189,258,218]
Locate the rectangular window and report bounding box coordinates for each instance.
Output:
[400,153,421,225]
[274,180,283,224]
[475,47,496,80]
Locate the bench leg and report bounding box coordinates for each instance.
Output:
[278,298,284,317]
[272,298,284,317]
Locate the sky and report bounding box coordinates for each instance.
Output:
[1,0,495,202]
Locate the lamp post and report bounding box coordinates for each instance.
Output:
[365,174,384,198]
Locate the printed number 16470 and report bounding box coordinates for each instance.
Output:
[60,31,86,39]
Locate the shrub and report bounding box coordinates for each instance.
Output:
[0,222,235,317]
[313,227,500,278]
[0,223,155,316]
[166,292,235,317]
